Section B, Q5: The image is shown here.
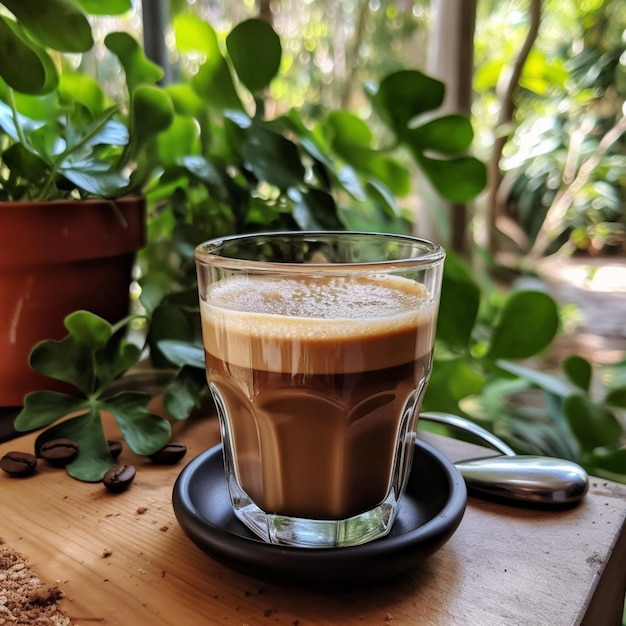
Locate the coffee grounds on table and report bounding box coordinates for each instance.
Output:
[0,539,72,625]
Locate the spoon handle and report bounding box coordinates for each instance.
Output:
[420,411,516,456]
[455,455,589,505]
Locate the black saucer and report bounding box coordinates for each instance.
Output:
[172,440,467,587]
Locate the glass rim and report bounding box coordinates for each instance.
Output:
[194,231,445,271]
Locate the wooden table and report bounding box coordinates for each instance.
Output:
[1,411,625,626]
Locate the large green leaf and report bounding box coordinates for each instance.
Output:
[289,187,344,231]
[29,335,96,396]
[563,355,592,392]
[406,115,474,154]
[103,391,171,455]
[156,340,205,369]
[437,253,480,347]
[74,0,132,15]
[370,70,445,133]
[606,385,626,408]
[64,310,113,347]
[2,143,49,181]
[174,12,220,55]
[486,290,559,359]
[588,447,626,476]
[2,0,93,52]
[105,32,164,94]
[564,394,622,452]
[127,85,174,161]
[423,357,486,414]
[188,22,242,112]
[241,124,305,189]
[14,391,89,432]
[226,19,282,94]
[59,72,108,113]
[414,154,487,204]
[35,411,114,482]
[326,111,411,195]
[496,360,573,397]
[0,17,57,94]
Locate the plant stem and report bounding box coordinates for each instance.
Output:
[7,89,28,147]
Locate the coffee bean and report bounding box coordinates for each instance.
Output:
[39,438,79,467]
[103,464,136,493]
[0,451,37,477]
[107,440,123,460]
[148,442,187,465]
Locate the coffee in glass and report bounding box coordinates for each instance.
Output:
[195,232,444,548]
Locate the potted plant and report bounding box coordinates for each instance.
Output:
[0,0,174,406]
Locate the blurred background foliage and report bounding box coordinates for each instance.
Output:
[87,0,626,259]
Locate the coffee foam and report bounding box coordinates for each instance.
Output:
[201,274,437,374]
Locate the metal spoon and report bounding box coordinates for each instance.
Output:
[420,411,589,505]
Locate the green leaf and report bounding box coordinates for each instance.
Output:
[0,17,57,94]
[74,0,132,15]
[103,392,172,455]
[588,447,626,476]
[156,340,205,369]
[606,385,626,408]
[35,409,113,482]
[2,143,49,181]
[147,305,198,368]
[423,357,486,414]
[173,12,219,55]
[289,187,344,231]
[64,310,113,348]
[437,253,480,347]
[486,290,559,359]
[415,154,487,203]
[59,72,108,114]
[126,84,174,163]
[564,394,622,452]
[14,391,89,432]
[226,19,282,94]
[2,0,93,53]
[496,360,574,397]
[563,355,592,392]
[326,111,411,195]
[242,124,305,189]
[94,331,143,391]
[104,31,163,94]
[154,116,202,167]
[29,335,95,395]
[162,366,208,421]
[370,70,445,133]
[406,115,474,154]
[190,26,243,111]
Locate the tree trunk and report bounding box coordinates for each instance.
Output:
[424,0,477,256]
[485,0,541,257]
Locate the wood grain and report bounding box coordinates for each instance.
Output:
[1,412,625,626]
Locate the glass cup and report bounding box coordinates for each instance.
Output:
[195,232,445,548]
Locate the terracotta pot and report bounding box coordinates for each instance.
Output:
[0,197,146,406]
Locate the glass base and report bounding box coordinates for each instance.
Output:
[224,463,399,548]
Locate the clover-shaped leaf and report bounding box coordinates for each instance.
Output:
[13,310,171,482]
[102,392,171,456]
[14,391,90,432]
[34,409,114,482]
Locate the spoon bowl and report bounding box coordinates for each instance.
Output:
[420,412,589,506]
